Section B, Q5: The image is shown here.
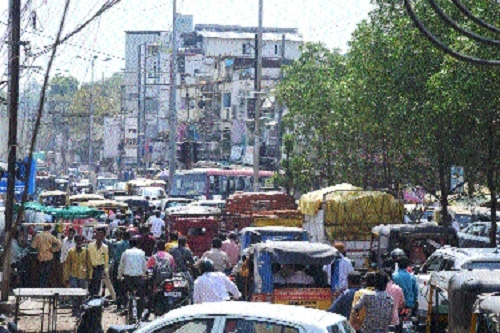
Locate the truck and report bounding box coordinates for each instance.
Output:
[299,183,404,269]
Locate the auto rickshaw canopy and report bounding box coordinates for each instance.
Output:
[250,241,338,266]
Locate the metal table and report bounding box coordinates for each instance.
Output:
[13,288,88,333]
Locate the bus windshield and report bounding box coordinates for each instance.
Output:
[171,174,207,198]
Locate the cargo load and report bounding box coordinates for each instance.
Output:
[300,183,403,268]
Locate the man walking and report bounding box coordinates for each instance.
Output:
[32,225,62,287]
[118,238,147,318]
[88,228,109,296]
[64,236,92,316]
[221,232,239,271]
[112,230,130,310]
[149,211,165,239]
[323,242,354,294]
[327,271,362,318]
[137,226,155,257]
[392,257,419,314]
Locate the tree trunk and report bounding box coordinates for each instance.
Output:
[487,120,497,247]
[438,151,451,226]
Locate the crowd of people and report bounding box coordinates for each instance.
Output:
[9,208,420,333]
[327,248,419,333]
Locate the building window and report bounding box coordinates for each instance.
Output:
[243,43,251,55]
[275,45,279,54]
[223,93,231,108]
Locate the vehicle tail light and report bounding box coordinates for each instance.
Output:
[164,282,174,292]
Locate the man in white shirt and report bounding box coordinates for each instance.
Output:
[323,242,354,293]
[149,211,165,239]
[193,259,241,304]
[118,238,147,317]
[197,238,231,273]
[60,228,76,264]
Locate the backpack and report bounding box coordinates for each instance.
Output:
[153,254,173,284]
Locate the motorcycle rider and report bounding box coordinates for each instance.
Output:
[193,259,241,304]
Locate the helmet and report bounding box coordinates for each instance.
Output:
[198,259,215,274]
[391,248,405,259]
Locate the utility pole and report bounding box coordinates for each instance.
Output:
[142,45,147,173]
[136,45,143,169]
[253,0,263,192]
[276,34,286,170]
[168,0,178,194]
[2,0,21,302]
[88,55,97,169]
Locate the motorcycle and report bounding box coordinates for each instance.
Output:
[150,272,191,317]
[75,297,108,333]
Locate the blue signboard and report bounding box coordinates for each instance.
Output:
[0,157,37,196]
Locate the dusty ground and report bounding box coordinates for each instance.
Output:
[7,299,131,333]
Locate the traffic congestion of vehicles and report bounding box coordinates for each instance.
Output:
[2,165,500,333]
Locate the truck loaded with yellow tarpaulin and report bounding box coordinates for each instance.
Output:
[299,183,404,269]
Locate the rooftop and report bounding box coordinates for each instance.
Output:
[195,24,298,34]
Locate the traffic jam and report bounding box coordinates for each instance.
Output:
[0,163,496,333]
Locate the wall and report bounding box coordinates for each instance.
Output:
[204,37,301,59]
[103,117,122,158]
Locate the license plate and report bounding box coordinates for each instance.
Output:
[164,292,182,297]
[403,321,413,329]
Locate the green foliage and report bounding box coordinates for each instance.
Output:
[277,0,500,228]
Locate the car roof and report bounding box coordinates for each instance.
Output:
[137,302,345,332]
[240,226,305,233]
[433,246,500,262]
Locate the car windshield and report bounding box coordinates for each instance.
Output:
[171,174,206,197]
[463,261,500,270]
[455,214,471,224]
[140,188,163,198]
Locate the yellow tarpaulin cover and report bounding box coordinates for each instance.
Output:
[298,183,362,216]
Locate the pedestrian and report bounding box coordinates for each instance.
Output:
[193,259,241,304]
[118,237,147,317]
[350,272,376,331]
[384,268,405,331]
[149,211,165,239]
[88,228,109,296]
[31,225,62,288]
[323,242,354,294]
[60,228,76,265]
[64,235,92,316]
[351,271,394,333]
[221,232,239,271]
[112,229,130,310]
[392,257,419,314]
[196,238,231,273]
[327,271,362,318]
[137,226,155,257]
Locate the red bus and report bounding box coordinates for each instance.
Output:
[170,168,274,199]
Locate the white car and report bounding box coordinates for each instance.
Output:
[415,246,500,319]
[130,301,354,333]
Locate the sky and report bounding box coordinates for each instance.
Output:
[0,0,374,90]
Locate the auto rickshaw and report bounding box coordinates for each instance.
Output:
[244,241,338,310]
[427,270,500,333]
[370,223,459,269]
[472,292,500,333]
[69,194,105,206]
[38,190,67,207]
[80,200,129,215]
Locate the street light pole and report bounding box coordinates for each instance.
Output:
[168,0,178,194]
[88,55,97,169]
[253,0,263,191]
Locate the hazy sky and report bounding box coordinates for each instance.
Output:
[0,0,373,89]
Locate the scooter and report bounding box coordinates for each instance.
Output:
[150,273,191,317]
[75,297,108,333]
